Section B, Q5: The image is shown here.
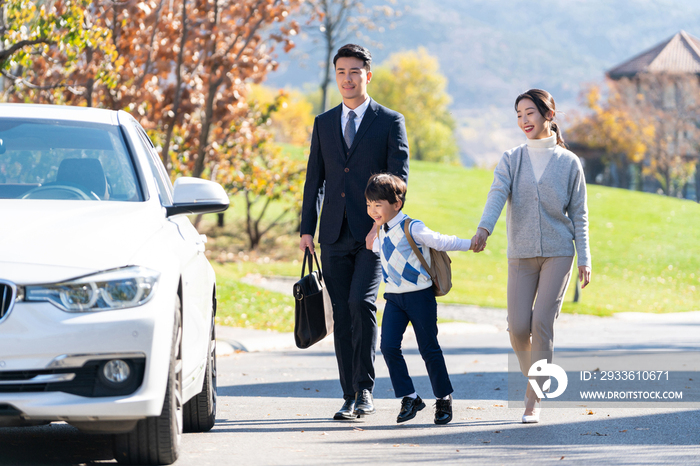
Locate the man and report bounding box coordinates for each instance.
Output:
[299,44,410,420]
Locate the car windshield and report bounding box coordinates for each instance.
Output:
[0,119,142,201]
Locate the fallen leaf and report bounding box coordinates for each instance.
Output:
[482,440,491,444]
[320,432,327,436]
[619,430,627,432]
[492,404,504,408]
[560,456,565,460]
[393,444,400,447]
[466,406,484,410]
[316,389,320,392]
[303,387,310,390]
[585,409,594,415]
[473,360,479,363]
[494,431,502,434]
[581,432,607,436]
[494,387,501,391]
[353,427,364,431]
[456,450,460,452]
[300,430,304,433]
[409,444,419,447]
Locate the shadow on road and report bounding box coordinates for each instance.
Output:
[0,424,114,465]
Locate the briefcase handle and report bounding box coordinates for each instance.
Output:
[301,248,323,279]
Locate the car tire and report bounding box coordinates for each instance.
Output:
[184,316,217,432]
[114,298,183,465]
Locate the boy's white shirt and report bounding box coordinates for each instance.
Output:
[371,212,472,254]
[372,211,471,294]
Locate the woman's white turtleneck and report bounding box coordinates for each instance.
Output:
[526,134,557,182]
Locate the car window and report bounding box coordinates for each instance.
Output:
[132,124,173,206]
[0,119,142,201]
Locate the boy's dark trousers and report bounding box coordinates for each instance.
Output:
[380,287,453,399]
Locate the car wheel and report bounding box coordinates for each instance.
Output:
[114,298,183,465]
[184,316,217,432]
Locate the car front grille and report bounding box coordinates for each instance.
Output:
[0,281,16,322]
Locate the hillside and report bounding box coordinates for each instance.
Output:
[267,0,700,165]
[210,160,700,318]
[403,160,700,315]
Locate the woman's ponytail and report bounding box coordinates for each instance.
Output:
[550,122,566,148]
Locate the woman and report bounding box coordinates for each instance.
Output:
[472,89,592,423]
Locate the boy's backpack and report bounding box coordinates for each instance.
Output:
[403,218,452,296]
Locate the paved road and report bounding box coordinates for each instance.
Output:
[2,300,700,465]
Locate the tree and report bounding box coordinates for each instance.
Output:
[222,93,306,249]
[625,74,700,197]
[371,48,459,163]
[249,84,314,146]
[569,85,655,190]
[572,77,700,197]
[301,0,401,113]
[0,0,119,101]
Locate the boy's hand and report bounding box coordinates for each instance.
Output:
[365,224,378,250]
[469,235,477,251]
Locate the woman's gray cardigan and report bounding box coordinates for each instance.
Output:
[478,144,591,267]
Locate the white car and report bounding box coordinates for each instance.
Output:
[0,104,229,464]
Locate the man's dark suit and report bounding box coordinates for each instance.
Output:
[300,98,409,400]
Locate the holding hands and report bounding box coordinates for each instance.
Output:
[471,227,489,253]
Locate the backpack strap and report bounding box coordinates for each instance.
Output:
[403,217,435,280]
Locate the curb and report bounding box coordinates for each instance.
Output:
[215,320,498,354]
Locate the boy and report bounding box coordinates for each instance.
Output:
[365,173,474,424]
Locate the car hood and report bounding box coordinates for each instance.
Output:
[0,200,164,284]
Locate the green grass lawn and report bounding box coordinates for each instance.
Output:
[208,158,700,331]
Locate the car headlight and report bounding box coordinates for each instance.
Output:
[24,267,160,312]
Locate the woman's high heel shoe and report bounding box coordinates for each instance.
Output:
[522,384,541,423]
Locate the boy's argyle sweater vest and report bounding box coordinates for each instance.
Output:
[378,218,433,294]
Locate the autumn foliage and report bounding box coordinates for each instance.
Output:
[2,0,305,246]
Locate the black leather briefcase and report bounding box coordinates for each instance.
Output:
[293,249,334,349]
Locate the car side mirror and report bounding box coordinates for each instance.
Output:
[165,177,230,217]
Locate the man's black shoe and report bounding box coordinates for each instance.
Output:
[397,396,426,423]
[353,389,376,416]
[333,399,357,420]
[434,395,453,425]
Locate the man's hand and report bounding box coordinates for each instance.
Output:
[472,227,489,253]
[578,265,591,289]
[365,224,378,250]
[299,234,315,253]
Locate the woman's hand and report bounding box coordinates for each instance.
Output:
[472,227,490,253]
[578,266,591,288]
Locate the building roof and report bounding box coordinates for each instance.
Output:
[607,30,700,79]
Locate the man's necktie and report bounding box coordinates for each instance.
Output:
[344,110,356,149]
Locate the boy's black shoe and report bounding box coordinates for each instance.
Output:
[397,395,426,423]
[434,395,453,425]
